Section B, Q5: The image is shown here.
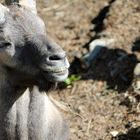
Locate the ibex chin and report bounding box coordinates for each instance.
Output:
[0,0,69,139]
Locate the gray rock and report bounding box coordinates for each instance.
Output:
[134,63,140,77]
[83,38,114,67]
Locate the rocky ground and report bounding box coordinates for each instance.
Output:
[38,0,140,140]
[2,0,140,139]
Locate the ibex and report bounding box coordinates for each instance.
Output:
[0,0,69,139]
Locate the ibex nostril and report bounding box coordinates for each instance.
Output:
[48,53,66,62]
[49,55,62,61]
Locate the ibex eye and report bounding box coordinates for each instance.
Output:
[0,41,11,48]
[3,42,11,46]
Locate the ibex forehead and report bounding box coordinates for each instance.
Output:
[3,5,46,45]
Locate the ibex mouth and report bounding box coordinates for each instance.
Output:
[40,52,70,82]
[41,58,69,82]
[42,67,69,82]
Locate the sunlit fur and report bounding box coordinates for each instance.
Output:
[0,4,69,140]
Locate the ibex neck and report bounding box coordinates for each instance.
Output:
[0,71,64,140]
[0,66,28,139]
[0,66,24,107]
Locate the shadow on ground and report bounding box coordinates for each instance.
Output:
[132,38,140,52]
[116,127,140,140]
[83,0,116,48]
[70,47,138,92]
[66,0,139,93]
[59,0,139,92]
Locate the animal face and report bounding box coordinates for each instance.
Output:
[0,4,69,89]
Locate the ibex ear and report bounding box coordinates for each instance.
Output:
[19,0,37,14]
[0,4,9,24]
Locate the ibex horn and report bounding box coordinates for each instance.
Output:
[5,0,37,14]
[0,4,9,24]
[19,0,37,14]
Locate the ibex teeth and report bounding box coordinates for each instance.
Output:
[46,67,67,73]
[52,68,66,73]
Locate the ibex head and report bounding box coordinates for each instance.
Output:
[0,2,69,90]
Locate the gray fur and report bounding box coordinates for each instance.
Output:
[0,4,69,140]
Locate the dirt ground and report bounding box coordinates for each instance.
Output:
[1,0,140,139]
[37,0,140,140]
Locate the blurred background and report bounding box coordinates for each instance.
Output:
[38,1,140,140]
[2,0,140,139]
